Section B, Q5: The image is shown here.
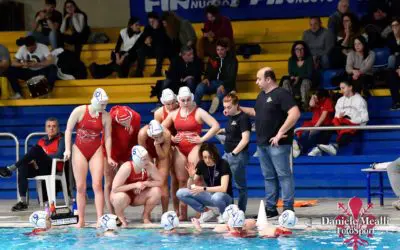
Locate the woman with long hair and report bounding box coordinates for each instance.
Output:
[60,0,90,57]
[281,40,313,110]
[162,86,220,221]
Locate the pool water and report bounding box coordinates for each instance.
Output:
[2,228,398,250]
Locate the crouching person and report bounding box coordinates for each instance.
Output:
[110,145,162,226]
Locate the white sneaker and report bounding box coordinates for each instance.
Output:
[308,147,322,157]
[392,200,400,210]
[199,209,216,223]
[217,214,224,224]
[292,140,301,158]
[209,97,220,114]
[318,144,337,156]
[9,93,22,100]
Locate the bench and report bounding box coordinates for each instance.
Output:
[361,168,387,206]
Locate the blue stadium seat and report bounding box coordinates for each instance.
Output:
[320,69,344,90]
[373,47,390,68]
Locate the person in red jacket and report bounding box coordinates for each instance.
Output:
[198,5,234,58]
[104,105,141,215]
[0,118,65,211]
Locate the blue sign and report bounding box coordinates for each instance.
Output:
[130,0,354,24]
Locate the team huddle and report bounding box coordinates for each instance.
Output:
[63,86,220,227]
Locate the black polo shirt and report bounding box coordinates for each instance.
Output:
[224,112,251,153]
[196,159,233,197]
[254,87,297,145]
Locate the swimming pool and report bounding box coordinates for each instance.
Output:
[2,228,398,249]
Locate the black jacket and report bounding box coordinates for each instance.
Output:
[166,56,203,83]
[204,52,238,92]
[141,25,171,49]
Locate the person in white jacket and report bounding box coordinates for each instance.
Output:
[317,81,368,156]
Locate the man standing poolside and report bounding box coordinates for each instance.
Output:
[241,67,301,218]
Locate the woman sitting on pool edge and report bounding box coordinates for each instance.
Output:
[176,142,233,223]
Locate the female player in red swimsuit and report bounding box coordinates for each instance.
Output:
[162,86,220,220]
[111,145,163,226]
[154,88,180,214]
[64,88,117,228]
[104,105,141,214]
[138,120,171,213]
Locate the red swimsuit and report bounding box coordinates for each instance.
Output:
[173,107,202,157]
[75,105,103,161]
[125,161,149,204]
[162,106,177,136]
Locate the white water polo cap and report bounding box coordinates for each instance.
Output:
[222,204,239,223]
[147,120,163,137]
[160,88,176,105]
[29,211,49,229]
[161,211,179,230]
[278,210,298,229]
[228,210,245,228]
[91,88,109,111]
[177,86,194,102]
[131,145,148,169]
[100,214,118,232]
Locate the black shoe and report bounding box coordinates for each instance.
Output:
[0,167,12,178]
[390,103,400,111]
[266,209,279,218]
[11,201,28,212]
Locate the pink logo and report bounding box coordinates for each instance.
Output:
[335,197,377,250]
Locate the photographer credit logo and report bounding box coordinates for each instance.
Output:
[322,197,389,250]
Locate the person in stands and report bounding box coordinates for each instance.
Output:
[318,81,369,156]
[30,0,62,49]
[0,118,64,212]
[60,0,90,57]
[198,5,234,58]
[5,36,58,100]
[0,44,10,76]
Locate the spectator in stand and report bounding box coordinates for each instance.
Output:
[331,13,365,69]
[302,17,335,69]
[89,17,145,79]
[163,46,203,94]
[292,89,334,157]
[198,5,234,58]
[0,118,64,211]
[161,12,197,55]
[0,44,10,76]
[318,81,369,156]
[387,157,400,210]
[195,38,238,114]
[5,36,57,100]
[361,4,391,48]
[281,41,313,110]
[387,17,400,70]
[30,0,62,49]
[60,0,90,58]
[136,12,172,77]
[328,0,352,37]
[345,36,375,97]
[386,19,400,110]
[220,92,251,212]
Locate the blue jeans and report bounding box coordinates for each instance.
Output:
[176,188,232,214]
[194,80,225,106]
[298,130,332,154]
[28,31,59,49]
[222,151,248,212]
[257,145,294,211]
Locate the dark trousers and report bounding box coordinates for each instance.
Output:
[137,45,169,75]
[351,74,374,97]
[62,33,86,58]
[298,130,333,154]
[387,70,400,105]
[17,145,52,197]
[92,51,139,78]
[5,65,58,95]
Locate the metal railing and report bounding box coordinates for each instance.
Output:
[0,133,20,200]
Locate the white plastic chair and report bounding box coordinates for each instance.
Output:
[28,158,70,207]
